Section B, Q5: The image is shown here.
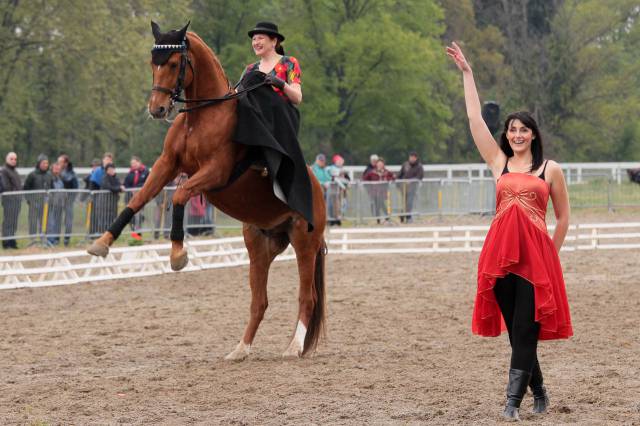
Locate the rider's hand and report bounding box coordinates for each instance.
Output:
[264,74,286,90]
[446,42,472,73]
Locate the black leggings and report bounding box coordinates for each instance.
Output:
[494,274,542,381]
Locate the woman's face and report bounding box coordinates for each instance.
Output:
[506,119,535,155]
[252,34,276,57]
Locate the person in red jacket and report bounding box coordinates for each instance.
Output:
[362,158,395,224]
[123,156,150,237]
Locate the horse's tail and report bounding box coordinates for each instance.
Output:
[303,239,327,355]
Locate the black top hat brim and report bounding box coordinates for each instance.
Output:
[248,27,285,42]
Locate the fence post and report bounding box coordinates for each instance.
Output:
[437,180,443,217]
[341,232,348,252]
[356,182,362,225]
[607,177,613,212]
[41,193,49,247]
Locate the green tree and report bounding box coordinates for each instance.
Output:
[278,0,456,163]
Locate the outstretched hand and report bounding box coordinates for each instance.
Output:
[446,42,471,73]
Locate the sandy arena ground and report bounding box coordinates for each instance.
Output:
[1,247,640,424]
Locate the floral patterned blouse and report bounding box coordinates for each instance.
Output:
[242,56,302,101]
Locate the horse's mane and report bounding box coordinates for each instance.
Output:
[187,31,230,87]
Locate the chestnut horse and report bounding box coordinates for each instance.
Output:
[87,23,326,360]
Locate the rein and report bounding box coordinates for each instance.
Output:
[151,43,266,114]
[176,81,267,113]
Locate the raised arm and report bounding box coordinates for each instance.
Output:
[446,42,505,178]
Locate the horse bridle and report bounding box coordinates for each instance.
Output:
[150,40,267,114]
[151,42,193,104]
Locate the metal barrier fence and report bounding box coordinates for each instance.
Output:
[325,178,496,223]
[2,176,640,247]
[0,187,218,248]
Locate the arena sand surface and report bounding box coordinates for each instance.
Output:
[1,248,640,425]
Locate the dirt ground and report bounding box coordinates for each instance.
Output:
[1,247,640,425]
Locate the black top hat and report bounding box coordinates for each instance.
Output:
[248,22,285,42]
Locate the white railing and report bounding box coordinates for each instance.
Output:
[328,222,640,253]
[2,222,640,290]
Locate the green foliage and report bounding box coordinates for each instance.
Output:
[278,0,454,163]
[0,0,638,168]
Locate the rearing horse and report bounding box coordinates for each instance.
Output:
[87,22,327,360]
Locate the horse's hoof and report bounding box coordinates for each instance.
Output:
[170,249,189,271]
[282,341,303,359]
[87,240,109,257]
[224,341,251,361]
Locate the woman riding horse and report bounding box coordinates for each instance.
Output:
[87,22,326,361]
[233,22,313,231]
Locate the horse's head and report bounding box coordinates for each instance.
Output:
[148,21,193,119]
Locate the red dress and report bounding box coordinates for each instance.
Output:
[472,170,573,340]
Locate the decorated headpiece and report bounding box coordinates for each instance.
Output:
[150,21,190,65]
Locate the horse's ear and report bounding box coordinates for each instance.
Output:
[178,21,191,40]
[151,21,162,41]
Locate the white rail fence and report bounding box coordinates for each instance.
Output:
[2,222,640,290]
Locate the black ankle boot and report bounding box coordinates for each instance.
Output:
[531,385,549,414]
[529,361,549,414]
[503,369,532,421]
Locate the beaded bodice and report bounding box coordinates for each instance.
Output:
[494,173,550,233]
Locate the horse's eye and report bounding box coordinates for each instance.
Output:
[170,63,177,70]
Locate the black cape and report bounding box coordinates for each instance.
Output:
[233,70,314,231]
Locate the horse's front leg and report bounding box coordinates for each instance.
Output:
[167,162,231,271]
[87,154,176,257]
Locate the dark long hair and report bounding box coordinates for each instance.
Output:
[274,38,285,55]
[499,111,544,173]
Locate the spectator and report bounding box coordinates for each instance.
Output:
[124,156,149,235]
[397,151,424,224]
[0,152,22,249]
[23,154,53,239]
[363,154,379,176]
[186,194,214,236]
[84,158,102,191]
[98,163,123,233]
[311,154,331,190]
[85,158,102,236]
[46,163,66,245]
[326,154,350,226]
[58,154,79,246]
[89,152,113,190]
[362,157,395,224]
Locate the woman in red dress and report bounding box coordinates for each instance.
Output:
[447,42,573,421]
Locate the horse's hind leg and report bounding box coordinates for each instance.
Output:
[225,224,289,361]
[283,219,326,358]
